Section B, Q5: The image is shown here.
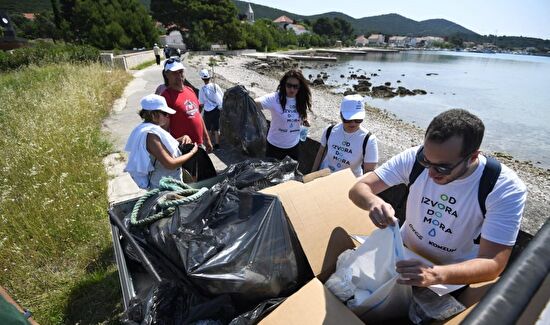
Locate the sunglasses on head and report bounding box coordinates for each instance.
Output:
[342,118,363,124]
[285,82,300,90]
[416,146,472,175]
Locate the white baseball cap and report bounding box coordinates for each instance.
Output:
[140,94,176,114]
[164,60,185,72]
[340,94,366,120]
[199,69,211,79]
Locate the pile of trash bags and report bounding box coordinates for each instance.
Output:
[220,85,268,158]
[120,158,312,324]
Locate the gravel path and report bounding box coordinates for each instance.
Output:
[186,54,549,236]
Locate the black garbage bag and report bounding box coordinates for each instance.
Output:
[173,183,311,307]
[123,281,236,325]
[229,298,285,325]
[121,177,311,324]
[219,156,303,191]
[220,85,268,157]
[179,143,217,181]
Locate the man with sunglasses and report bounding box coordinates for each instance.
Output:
[349,109,526,287]
[161,59,213,152]
[311,94,379,177]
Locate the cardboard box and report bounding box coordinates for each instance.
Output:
[258,169,497,324]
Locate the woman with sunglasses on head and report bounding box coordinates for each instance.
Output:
[255,69,312,161]
[124,94,197,189]
[311,94,379,176]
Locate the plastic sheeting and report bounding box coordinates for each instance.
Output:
[120,159,310,324]
[220,85,268,157]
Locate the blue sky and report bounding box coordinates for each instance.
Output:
[247,0,550,40]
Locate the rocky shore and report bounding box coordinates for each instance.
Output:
[186,53,549,236]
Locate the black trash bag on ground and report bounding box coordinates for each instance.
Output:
[220,85,268,157]
[219,156,303,191]
[173,183,311,308]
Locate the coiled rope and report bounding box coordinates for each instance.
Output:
[130,177,208,226]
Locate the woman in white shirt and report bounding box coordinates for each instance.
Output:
[124,94,197,189]
[255,69,312,161]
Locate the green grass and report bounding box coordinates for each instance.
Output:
[0,63,132,324]
[132,59,157,70]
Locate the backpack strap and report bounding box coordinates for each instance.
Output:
[478,156,502,217]
[361,131,372,173]
[322,124,335,156]
[408,146,425,189]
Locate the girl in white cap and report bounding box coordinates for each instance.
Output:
[124,94,197,189]
[311,94,379,177]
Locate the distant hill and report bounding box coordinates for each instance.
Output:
[234,1,477,37]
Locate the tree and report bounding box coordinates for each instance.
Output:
[59,0,158,49]
[150,0,244,50]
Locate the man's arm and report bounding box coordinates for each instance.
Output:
[362,162,377,173]
[349,172,395,228]
[396,238,512,286]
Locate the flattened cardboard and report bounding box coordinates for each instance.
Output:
[270,169,376,280]
[260,278,363,325]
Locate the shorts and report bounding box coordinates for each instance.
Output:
[204,108,220,131]
[265,141,300,161]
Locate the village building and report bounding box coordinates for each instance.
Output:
[367,33,386,46]
[355,35,368,47]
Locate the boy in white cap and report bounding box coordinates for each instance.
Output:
[311,94,379,177]
[198,68,224,149]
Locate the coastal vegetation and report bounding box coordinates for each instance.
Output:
[5,0,549,52]
[0,62,130,324]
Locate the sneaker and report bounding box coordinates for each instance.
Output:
[213,144,220,150]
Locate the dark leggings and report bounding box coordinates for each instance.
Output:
[265,141,300,161]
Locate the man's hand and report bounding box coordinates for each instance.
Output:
[368,197,396,229]
[178,135,192,144]
[396,259,443,287]
[191,143,199,154]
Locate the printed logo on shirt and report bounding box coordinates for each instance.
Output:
[184,100,199,117]
[414,193,459,252]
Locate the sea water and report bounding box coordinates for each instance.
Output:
[301,51,550,168]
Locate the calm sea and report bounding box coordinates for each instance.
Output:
[302,51,550,168]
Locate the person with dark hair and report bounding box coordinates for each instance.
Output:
[349,108,527,286]
[255,69,312,161]
[124,94,197,189]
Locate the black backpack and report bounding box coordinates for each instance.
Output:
[324,124,372,173]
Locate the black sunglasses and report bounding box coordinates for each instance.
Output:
[286,82,300,90]
[342,118,363,124]
[416,146,472,175]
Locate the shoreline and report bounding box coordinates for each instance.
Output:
[185,53,548,236]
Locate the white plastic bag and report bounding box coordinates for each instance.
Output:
[325,221,412,322]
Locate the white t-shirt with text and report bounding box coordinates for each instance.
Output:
[259,92,300,149]
[199,83,223,112]
[320,123,379,177]
[374,146,527,265]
